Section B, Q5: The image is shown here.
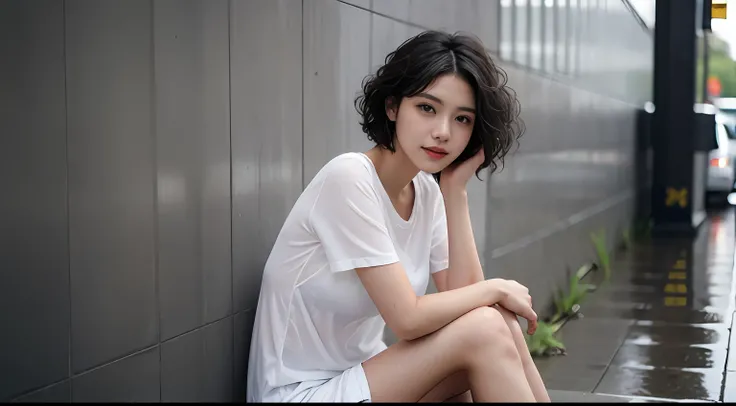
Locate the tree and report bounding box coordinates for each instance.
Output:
[705,35,736,98]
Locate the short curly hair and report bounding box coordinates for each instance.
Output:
[354,30,524,177]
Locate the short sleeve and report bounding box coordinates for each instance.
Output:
[429,193,449,274]
[309,158,399,273]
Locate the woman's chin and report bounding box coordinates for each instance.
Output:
[406,150,454,174]
[417,161,449,174]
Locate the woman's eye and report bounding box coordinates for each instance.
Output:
[418,104,434,113]
[457,116,472,124]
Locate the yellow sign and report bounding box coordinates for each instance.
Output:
[669,272,686,280]
[673,259,686,270]
[713,2,728,19]
[665,296,688,307]
[665,187,688,208]
[664,283,688,293]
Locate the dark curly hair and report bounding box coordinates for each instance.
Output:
[354,30,524,178]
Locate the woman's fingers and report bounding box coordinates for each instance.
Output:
[497,303,537,335]
[511,302,537,335]
[497,280,538,335]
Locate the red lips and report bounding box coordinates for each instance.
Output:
[422,146,448,160]
[423,146,448,154]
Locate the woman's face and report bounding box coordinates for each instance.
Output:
[387,74,476,174]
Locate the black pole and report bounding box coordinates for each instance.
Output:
[651,0,702,236]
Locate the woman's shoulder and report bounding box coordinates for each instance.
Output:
[324,152,373,173]
[313,152,375,185]
[304,153,379,201]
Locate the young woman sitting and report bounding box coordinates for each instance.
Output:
[247,30,549,403]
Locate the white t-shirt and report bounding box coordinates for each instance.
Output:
[246,152,449,402]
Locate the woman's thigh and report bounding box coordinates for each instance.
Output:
[418,371,471,403]
[361,306,510,403]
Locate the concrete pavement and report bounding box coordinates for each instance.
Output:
[536,208,736,403]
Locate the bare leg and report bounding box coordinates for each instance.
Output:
[362,307,536,402]
[495,305,551,402]
[411,306,551,403]
[445,390,473,403]
[418,371,471,403]
[417,307,551,403]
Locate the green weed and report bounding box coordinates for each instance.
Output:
[551,264,596,323]
[526,320,565,357]
[622,227,632,250]
[591,229,611,281]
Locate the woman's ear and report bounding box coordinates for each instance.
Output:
[385,97,398,121]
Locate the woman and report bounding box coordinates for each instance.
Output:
[247,30,549,403]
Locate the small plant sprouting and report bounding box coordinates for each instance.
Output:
[622,227,632,251]
[526,320,566,357]
[551,264,595,324]
[591,229,611,281]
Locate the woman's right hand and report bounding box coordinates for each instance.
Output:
[486,278,538,335]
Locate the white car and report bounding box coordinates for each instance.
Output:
[714,97,736,118]
[706,115,736,197]
[713,98,736,162]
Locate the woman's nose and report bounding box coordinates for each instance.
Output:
[432,120,451,142]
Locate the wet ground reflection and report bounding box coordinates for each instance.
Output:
[536,208,736,401]
[595,367,724,401]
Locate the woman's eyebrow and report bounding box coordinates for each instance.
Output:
[416,92,476,113]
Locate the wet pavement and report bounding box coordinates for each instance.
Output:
[536,208,736,402]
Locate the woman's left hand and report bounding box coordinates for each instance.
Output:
[439,148,485,192]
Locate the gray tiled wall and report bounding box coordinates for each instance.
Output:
[65,0,158,375]
[0,0,652,402]
[1,0,70,400]
[154,0,233,343]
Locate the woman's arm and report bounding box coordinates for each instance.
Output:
[357,263,508,341]
[433,187,484,293]
[429,181,538,336]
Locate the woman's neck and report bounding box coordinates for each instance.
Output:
[365,145,420,200]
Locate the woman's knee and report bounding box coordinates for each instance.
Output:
[494,305,525,336]
[449,307,517,357]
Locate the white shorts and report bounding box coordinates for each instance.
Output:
[281,363,372,403]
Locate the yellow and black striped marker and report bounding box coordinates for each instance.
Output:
[664,251,689,307]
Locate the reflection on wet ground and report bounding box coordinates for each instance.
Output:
[536,208,736,402]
